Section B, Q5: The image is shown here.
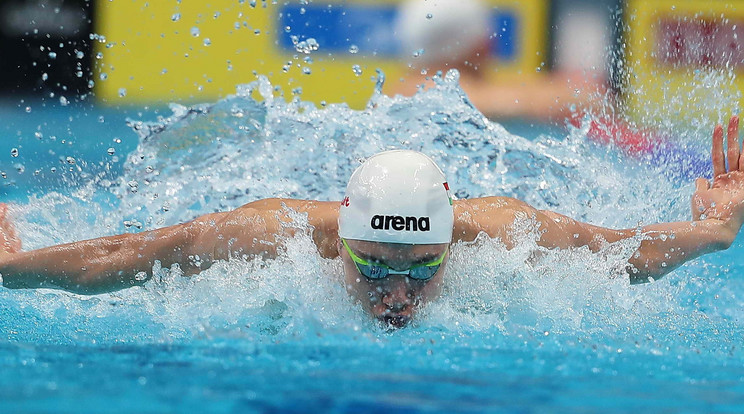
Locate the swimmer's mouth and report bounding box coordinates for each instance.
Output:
[380,314,411,329]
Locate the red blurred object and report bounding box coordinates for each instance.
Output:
[569,112,659,156]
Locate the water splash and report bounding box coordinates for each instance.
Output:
[2,72,741,360]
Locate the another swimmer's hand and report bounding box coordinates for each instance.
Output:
[691,116,744,247]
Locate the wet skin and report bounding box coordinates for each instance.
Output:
[338,239,449,328]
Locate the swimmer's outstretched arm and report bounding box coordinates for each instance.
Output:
[458,116,744,284]
[0,199,339,294]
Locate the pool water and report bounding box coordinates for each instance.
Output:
[1,73,743,413]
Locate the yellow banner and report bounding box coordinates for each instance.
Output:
[93,0,548,108]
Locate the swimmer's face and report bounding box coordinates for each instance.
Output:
[339,239,448,329]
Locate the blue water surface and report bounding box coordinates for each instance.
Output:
[1,74,743,413]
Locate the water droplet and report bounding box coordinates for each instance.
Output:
[191,27,200,37]
[10,148,19,157]
[96,52,103,59]
[65,156,76,165]
[99,73,108,80]
[41,73,48,81]
[203,38,211,46]
[349,44,359,54]
[171,13,181,22]
[284,26,291,33]
[295,41,308,53]
[426,13,433,19]
[302,67,311,75]
[59,96,68,106]
[107,147,115,155]
[76,51,84,59]
[352,64,362,76]
[254,29,261,35]
[295,38,319,54]
[48,52,57,59]
[118,88,127,97]
[25,106,31,113]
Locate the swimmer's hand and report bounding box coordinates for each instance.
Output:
[0,204,21,261]
[692,115,744,244]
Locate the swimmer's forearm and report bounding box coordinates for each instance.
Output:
[538,210,733,283]
[626,219,734,283]
[0,219,212,294]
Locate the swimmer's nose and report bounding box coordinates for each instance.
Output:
[381,281,414,312]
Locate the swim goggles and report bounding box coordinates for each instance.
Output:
[341,238,447,280]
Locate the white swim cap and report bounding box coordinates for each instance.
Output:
[338,150,454,244]
[395,0,491,65]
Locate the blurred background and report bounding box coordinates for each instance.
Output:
[1,0,743,199]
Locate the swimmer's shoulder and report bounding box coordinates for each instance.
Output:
[452,196,538,244]
[230,198,340,258]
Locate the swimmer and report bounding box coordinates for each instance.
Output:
[390,0,606,121]
[1,117,743,328]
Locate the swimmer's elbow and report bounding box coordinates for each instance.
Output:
[625,260,676,285]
